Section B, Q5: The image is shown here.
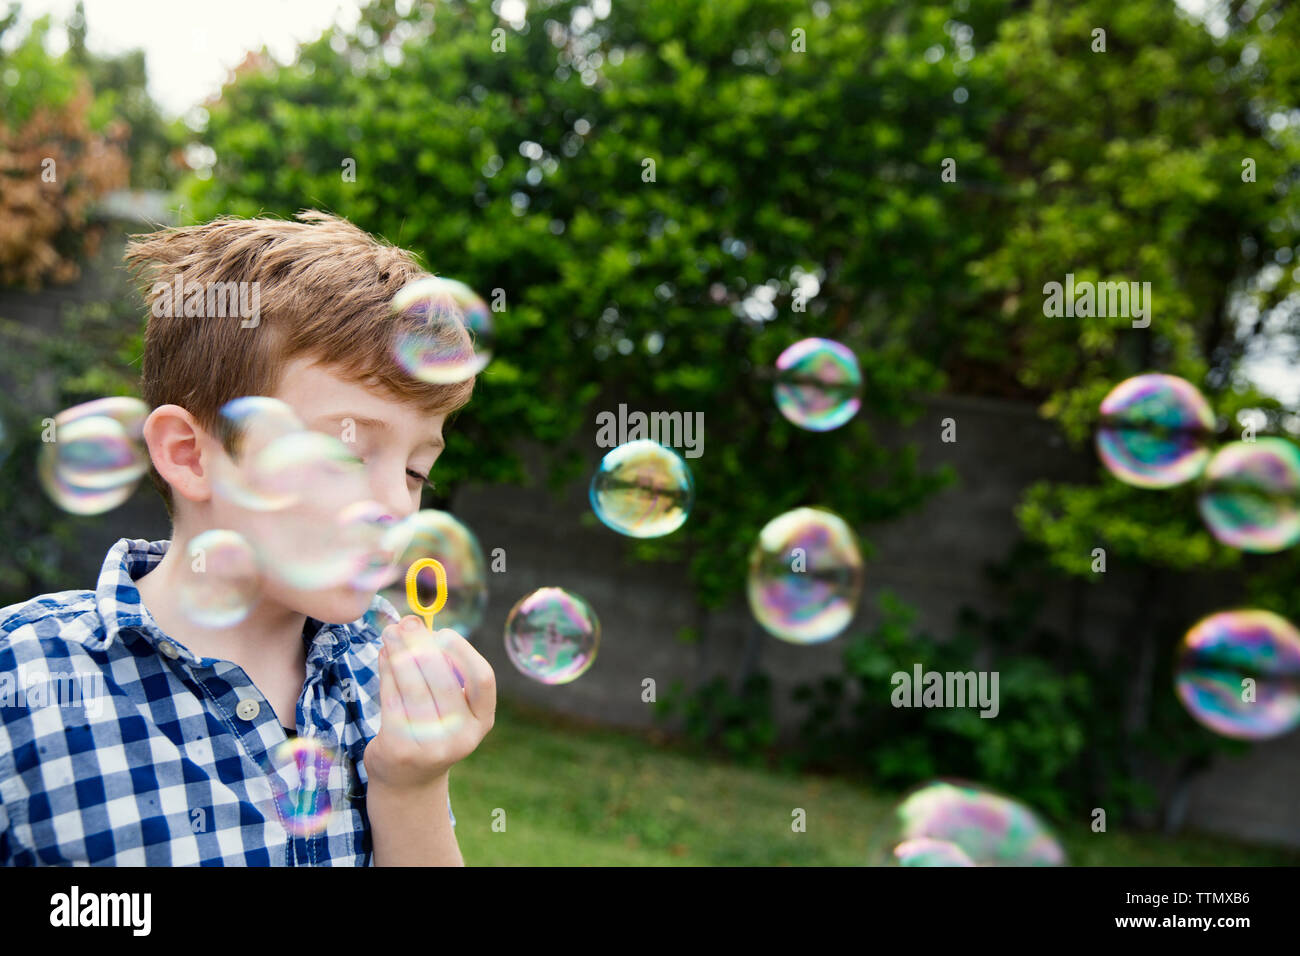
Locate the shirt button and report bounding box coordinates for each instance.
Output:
[160,642,180,660]
[236,699,261,721]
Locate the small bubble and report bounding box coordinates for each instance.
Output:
[1176,610,1300,739]
[590,440,694,538]
[773,338,862,431]
[1096,374,1215,488]
[504,588,600,684]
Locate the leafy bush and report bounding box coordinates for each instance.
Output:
[656,672,778,769]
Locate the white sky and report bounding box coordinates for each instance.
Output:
[10,0,366,117]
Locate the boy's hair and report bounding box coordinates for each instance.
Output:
[124,210,475,517]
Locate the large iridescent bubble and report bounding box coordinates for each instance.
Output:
[589,439,695,538]
[1197,438,1300,553]
[773,338,862,431]
[375,510,489,639]
[1175,609,1300,740]
[178,529,260,628]
[504,587,600,684]
[877,780,1066,866]
[1096,374,1215,488]
[747,507,864,644]
[391,276,493,385]
[38,396,150,514]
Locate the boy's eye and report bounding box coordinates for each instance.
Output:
[344,455,435,491]
[407,469,436,491]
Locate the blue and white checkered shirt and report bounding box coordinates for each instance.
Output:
[0,538,454,865]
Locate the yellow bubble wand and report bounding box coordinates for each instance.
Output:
[405,558,447,631]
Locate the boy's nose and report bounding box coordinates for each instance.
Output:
[372,473,418,521]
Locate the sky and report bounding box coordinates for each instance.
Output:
[10,0,368,118]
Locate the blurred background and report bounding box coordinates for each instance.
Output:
[2,0,1299,865]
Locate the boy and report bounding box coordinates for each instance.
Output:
[0,211,496,865]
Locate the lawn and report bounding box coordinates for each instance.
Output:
[447,697,1300,866]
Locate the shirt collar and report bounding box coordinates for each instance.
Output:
[94,538,378,662]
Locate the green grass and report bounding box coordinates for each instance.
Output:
[448,697,1300,866]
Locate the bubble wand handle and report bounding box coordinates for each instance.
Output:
[405,558,447,631]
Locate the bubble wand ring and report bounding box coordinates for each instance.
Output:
[405,558,447,631]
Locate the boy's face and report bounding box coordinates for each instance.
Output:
[202,357,449,625]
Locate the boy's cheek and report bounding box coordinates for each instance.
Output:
[265,579,378,627]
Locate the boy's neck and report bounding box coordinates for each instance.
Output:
[135,531,308,669]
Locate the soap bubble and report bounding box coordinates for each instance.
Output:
[211,397,308,511]
[1096,374,1215,488]
[773,338,862,431]
[330,499,419,592]
[376,509,489,638]
[590,439,694,538]
[1197,438,1300,553]
[391,276,493,384]
[268,736,340,837]
[1175,609,1300,740]
[51,415,147,489]
[255,430,365,503]
[178,529,260,628]
[877,780,1066,866]
[504,587,600,684]
[890,838,976,867]
[54,395,149,436]
[38,396,150,513]
[747,507,864,644]
[38,449,137,515]
[258,492,392,593]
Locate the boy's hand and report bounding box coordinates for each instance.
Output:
[365,615,496,791]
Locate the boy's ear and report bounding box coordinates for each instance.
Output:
[143,404,213,505]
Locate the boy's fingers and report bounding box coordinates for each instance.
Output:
[398,622,468,726]
[376,638,408,732]
[435,629,497,724]
[385,623,442,732]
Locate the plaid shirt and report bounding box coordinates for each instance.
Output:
[0,538,454,866]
